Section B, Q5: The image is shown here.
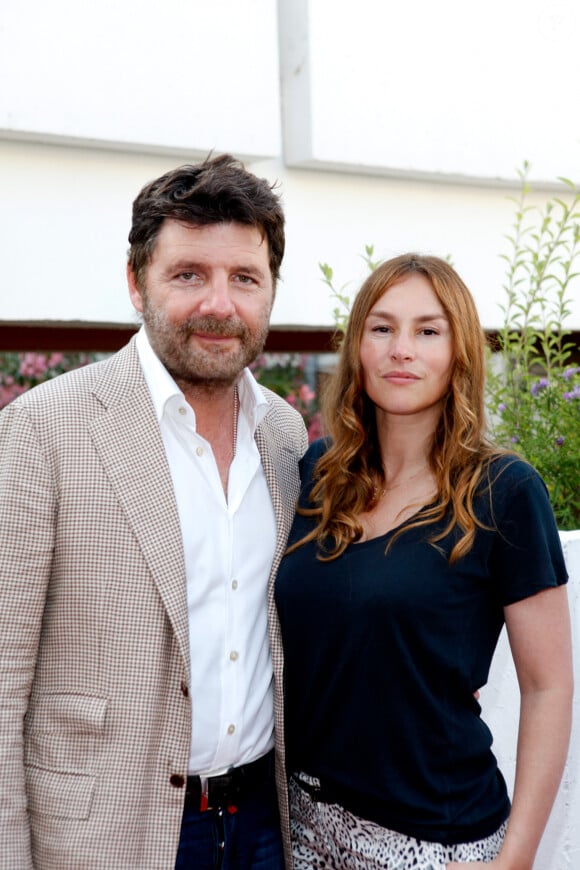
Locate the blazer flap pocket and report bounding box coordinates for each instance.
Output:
[25,693,108,734]
[25,766,95,820]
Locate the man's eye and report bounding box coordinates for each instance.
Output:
[235,274,255,285]
[178,272,196,281]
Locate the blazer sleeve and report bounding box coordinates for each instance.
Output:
[0,402,56,868]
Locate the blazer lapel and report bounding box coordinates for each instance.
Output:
[88,343,191,679]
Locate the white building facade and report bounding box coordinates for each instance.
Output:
[1,5,580,866]
[1,0,580,342]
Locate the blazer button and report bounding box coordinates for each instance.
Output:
[180,682,189,698]
[170,774,185,788]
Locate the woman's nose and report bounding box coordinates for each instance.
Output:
[389,333,414,360]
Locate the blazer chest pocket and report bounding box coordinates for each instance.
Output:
[24,693,108,819]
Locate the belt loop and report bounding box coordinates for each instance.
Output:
[200,775,209,811]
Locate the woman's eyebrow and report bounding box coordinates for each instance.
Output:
[368,310,448,322]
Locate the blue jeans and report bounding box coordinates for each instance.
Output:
[175,775,284,870]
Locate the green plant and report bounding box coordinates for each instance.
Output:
[487,163,580,529]
[319,244,381,333]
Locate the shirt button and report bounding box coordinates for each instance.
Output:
[196,446,204,457]
[231,579,238,590]
[180,682,189,698]
[178,406,187,416]
[227,724,236,735]
[229,651,239,662]
[169,774,185,788]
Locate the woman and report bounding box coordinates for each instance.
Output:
[275,254,573,869]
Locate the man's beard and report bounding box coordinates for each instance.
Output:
[141,299,270,389]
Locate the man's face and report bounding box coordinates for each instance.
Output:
[128,220,274,389]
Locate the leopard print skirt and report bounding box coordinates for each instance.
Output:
[290,774,507,869]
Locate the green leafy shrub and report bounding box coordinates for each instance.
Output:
[486,164,580,528]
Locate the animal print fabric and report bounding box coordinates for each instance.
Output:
[290,774,507,869]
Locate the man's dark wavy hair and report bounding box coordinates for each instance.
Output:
[128,153,285,289]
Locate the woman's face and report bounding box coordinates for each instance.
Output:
[359,272,454,425]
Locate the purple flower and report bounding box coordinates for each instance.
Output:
[510,436,519,443]
[563,385,580,401]
[498,402,506,413]
[563,366,580,381]
[530,377,550,396]
[555,436,565,446]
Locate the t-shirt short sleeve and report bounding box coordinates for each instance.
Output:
[488,458,568,606]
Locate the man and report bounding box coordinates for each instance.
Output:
[0,154,308,869]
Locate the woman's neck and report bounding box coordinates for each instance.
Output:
[375,415,435,480]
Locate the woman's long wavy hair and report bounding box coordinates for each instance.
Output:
[295,253,503,563]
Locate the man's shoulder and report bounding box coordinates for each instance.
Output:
[256,385,309,455]
[5,340,142,416]
[258,385,304,424]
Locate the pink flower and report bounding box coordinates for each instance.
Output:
[19,353,49,378]
[298,383,316,404]
[307,412,323,443]
[48,352,64,368]
[0,382,27,409]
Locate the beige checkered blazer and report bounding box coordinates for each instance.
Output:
[0,338,307,869]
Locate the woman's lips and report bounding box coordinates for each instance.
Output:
[383,370,420,383]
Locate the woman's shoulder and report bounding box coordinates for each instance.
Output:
[297,437,331,502]
[300,436,331,473]
[478,452,554,525]
[484,452,546,494]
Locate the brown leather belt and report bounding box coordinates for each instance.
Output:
[185,750,274,811]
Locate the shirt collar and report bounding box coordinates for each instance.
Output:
[135,326,269,431]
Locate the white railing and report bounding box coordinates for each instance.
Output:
[480,530,580,869]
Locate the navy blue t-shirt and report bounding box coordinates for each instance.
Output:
[275,439,568,844]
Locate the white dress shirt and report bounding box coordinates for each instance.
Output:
[136,328,277,775]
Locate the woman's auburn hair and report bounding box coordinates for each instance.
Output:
[295,253,504,563]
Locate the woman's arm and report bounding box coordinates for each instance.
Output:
[449,583,573,870]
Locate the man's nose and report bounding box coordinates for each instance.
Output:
[198,275,236,318]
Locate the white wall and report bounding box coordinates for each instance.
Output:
[0,0,280,159]
[263,161,548,329]
[280,0,580,184]
[1,0,580,330]
[2,141,577,330]
[480,530,580,870]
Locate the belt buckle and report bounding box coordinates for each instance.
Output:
[199,775,210,811]
[197,769,242,814]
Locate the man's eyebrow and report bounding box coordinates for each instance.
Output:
[165,259,267,278]
[233,263,267,278]
[162,258,202,273]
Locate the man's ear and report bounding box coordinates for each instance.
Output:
[127,265,144,314]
